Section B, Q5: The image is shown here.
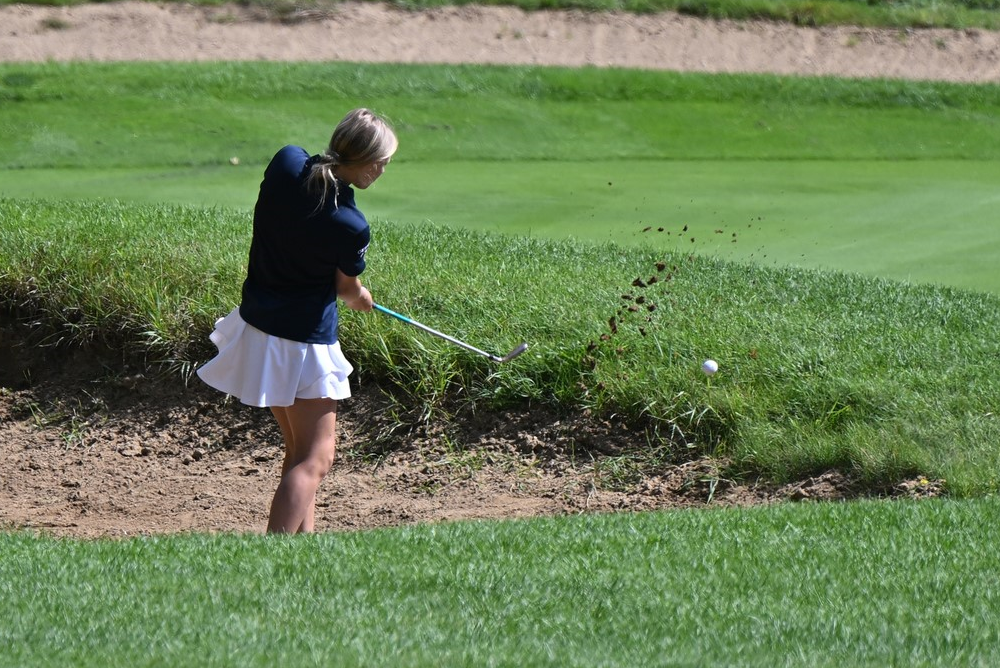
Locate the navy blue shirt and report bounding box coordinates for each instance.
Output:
[239,145,370,344]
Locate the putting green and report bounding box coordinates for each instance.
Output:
[376,159,1000,295]
[3,158,997,294]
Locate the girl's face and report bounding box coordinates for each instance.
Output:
[338,157,391,190]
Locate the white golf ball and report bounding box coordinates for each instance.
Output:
[702,359,719,375]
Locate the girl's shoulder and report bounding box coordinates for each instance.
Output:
[265,145,312,181]
[327,188,368,234]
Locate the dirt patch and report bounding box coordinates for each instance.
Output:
[0,313,940,539]
[0,316,745,538]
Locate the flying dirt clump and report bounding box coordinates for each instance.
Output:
[583,249,682,373]
[583,217,739,378]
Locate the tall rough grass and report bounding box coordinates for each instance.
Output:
[2,197,999,493]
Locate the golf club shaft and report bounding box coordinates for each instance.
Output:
[373,303,498,360]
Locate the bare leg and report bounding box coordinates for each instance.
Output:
[270,405,294,476]
[269,406,315,531]
[266,398,338,534]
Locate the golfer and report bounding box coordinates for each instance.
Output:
[197,108,398,533]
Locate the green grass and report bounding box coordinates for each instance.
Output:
[3,500,1000,667]
[7,62,1000,171]
[3,62,1000,491]
[7,159,999,292]
[5,0,1000,30]
[3,62,1000,292]
[375,158,1000,294]
[2,17,999,668]
[3,196,1000,494]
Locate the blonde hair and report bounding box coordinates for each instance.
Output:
[306,108,398,210]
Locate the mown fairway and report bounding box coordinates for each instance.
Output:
[2,62,1000,292]
[3,500,1000,668]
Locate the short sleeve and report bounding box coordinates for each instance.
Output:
[338,225,370,277]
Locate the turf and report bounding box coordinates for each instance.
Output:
[3,62,1000,491]
[2,62,1000,293]
[1,14,999,668]
[3,500,1000,667]
[4,196,1000,494]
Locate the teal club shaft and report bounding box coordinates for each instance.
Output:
[373,303,528,363]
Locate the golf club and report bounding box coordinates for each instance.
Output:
[373,303,529,363]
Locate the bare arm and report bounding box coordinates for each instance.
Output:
[336,269,373,312]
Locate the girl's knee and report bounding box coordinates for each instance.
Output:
[312,453,336,479]
[298,443,337,480]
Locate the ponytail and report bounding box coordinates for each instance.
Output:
[305,152,341,211]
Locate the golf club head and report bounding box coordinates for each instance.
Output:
[493,342,529,363]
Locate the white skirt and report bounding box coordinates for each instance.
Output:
[196,308,354,407]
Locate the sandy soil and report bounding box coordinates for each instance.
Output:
[0,2,959,539]
[3,1,1000,81]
